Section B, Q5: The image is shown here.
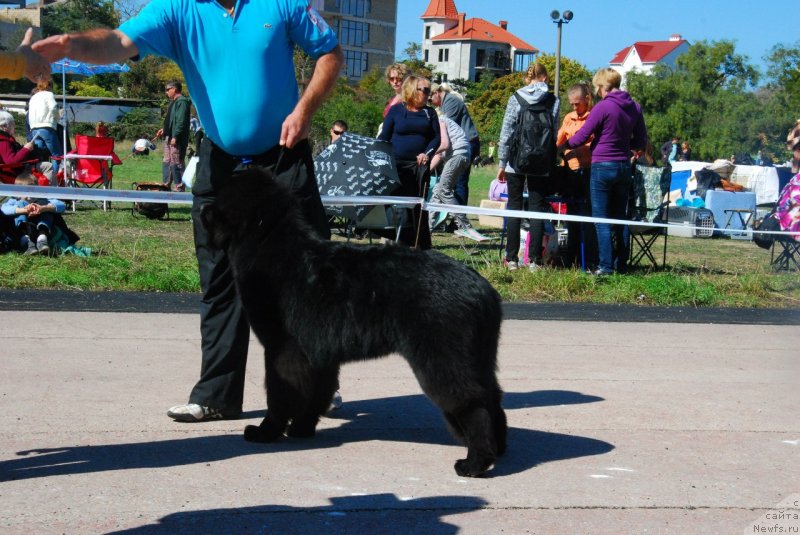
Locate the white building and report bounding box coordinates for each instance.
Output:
[609,34,690,81]
[420,0,538,83]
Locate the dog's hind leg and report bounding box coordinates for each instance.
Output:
[413,371,500,477]
[448,403,498,477]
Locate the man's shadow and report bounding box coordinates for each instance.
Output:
[108,493,488,534]
[1,390,611,481]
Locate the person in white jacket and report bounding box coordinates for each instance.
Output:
[27,79,62,175]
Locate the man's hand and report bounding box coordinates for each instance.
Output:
[279,109,310,149]
[17,28,51,83]
[31,33,72,63]
[33,29,138,66]
[496,167,506,182]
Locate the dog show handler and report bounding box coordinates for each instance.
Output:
[33,0,344,422]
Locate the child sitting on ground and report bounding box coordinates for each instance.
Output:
[0,171,65,255]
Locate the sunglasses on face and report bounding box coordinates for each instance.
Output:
[388,76,402,82]
[416,87,431,95]
[332,129,344,136]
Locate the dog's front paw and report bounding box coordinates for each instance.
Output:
[243,423,284,443]
[454,457,495,478]
[286,420,317,438]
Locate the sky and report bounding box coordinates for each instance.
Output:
[396,0,797,75]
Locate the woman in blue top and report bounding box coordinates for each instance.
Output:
[378,75,441,249]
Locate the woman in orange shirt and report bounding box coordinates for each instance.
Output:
[556,82,597,269]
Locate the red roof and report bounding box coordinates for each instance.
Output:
[421,0,458,19]
[610,39,688,65]
[432,17,537,53]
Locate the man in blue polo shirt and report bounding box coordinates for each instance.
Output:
[34,0,343,422]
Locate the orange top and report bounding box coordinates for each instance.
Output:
[557,110,592,170]
[0,51,25,80]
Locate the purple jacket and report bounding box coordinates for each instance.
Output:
[566,90,648,163]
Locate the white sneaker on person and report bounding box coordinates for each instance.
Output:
[21,235,38,256]
[167,403,239,422]
[505,260,519,271]
[528,261,542,272]
[328,391,343,413]
[36,234,50,256]
[454,227,490,242]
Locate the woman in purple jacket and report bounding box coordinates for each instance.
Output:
[559,68,648,275]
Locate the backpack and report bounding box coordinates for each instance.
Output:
[131,182,170,220]
[509,92,556,175]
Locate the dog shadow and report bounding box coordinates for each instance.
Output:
[107,493,487,534]
[1,390,611,481]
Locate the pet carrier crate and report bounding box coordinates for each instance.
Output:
[665,206,715,238]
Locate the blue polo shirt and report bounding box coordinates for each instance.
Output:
[120,0,338,156]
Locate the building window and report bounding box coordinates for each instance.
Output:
[476,49,485,67]
[424,49,429,62]
[344,50,368,78]
[444,49,449,62]
[425,25,431,39]
[337,0,371,17]
[438,48,449,62]
[339,19,369,47]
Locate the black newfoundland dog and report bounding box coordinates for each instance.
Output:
[201,169,506,477]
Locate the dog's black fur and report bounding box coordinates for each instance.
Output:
[201,168,507,477]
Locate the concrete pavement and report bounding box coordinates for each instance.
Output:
[0,305,798,533]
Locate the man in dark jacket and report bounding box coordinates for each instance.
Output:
[430,83,479,207]
[157,81,191,191]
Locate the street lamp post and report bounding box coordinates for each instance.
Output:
[550,9,573,97]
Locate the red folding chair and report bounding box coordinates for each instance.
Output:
[65,134,122,211]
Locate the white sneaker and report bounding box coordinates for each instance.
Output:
[528,262,542,272]
[505,260,519,271]
[167,403,238,422]
[328,391,343,413]
[454,227,490,242]
[36,234,49,256]
[21,235,38,256]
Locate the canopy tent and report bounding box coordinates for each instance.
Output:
[50,58,131,154]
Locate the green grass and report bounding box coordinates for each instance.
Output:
[1,143,798,308]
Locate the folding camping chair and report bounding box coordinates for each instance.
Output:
[628,163,671,269]
[771,236,800,271]
[64,134,122,211]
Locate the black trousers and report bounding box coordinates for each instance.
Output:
[394,159,432,250]
[188,138,330,413]
[505,172,552,264]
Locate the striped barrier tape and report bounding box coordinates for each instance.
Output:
[1,184,796,239]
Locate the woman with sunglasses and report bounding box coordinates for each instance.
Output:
[383,63,408,118]
[378,75,441,249]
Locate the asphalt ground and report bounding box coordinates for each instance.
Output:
[0,292,797,533]
[1,289,799,325]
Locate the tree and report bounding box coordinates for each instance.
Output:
[535,53,592,116]
[764,42,800,116]
[119,56,169,99]
[467,54,592,142]
[403,42,422,62]
[41,0,119,36]
[467,72,524,143]
[626,40,767,162]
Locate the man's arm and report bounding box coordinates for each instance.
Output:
[280,45,344,148]
[32,29,138,65]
